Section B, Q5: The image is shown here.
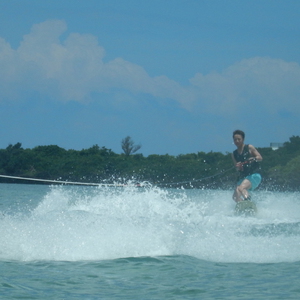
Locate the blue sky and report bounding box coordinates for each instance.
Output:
[0,0,299,155]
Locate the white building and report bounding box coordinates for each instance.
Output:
[270,143,284,150]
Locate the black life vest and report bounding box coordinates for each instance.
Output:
[233,144,260,178]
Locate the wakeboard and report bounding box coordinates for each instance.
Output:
[235,200,257,216]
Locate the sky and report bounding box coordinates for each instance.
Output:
[0,0,299,156]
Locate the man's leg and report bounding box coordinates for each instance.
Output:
[232,179,252,202]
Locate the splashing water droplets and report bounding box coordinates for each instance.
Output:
[1,184,300,263]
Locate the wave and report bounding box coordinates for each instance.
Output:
[1,184,300,263]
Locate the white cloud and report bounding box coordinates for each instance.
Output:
[0,20,299,117]
[190,57,300,114]
[0,19,195,106]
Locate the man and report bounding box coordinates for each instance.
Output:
[232,130,263,202]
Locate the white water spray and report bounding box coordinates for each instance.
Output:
[1,184,300,263]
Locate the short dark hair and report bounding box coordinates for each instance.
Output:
[233,130,245,139]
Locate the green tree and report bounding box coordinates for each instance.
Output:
[121,136,141,156]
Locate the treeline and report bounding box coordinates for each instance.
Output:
[0,136,300,190]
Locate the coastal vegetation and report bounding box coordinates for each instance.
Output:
[0,136,300,191]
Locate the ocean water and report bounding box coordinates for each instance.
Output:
[1,182,300,299]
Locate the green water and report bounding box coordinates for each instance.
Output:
[2,257,300,299]
[1,183,300,299]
